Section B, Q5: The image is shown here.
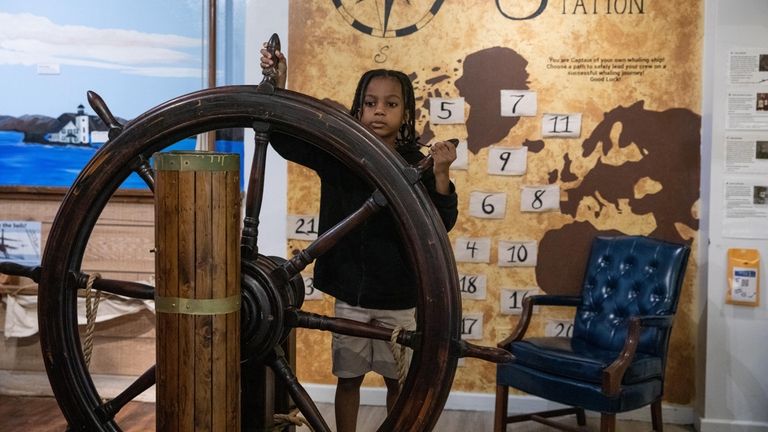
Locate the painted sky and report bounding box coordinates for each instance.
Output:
[0,0,205,119]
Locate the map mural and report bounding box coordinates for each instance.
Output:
[285,0,702,403]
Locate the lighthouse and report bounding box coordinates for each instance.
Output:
[75,104,90,145]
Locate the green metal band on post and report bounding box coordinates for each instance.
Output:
[153,151,240,172]
[155,294,241,315]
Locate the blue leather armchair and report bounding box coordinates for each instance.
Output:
[494,235,690,432]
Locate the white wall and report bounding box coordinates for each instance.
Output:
[243,0,289,258]
[701,1,768,431]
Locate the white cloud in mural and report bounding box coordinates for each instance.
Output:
[0,12,201,78]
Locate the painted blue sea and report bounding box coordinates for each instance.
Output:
[0,130,244,189]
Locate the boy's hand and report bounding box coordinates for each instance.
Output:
[430,140,457,196]
[430,140,457,175]
[260,44,287,89]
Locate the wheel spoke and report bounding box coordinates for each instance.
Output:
[287,309,418,348]
[268,348,331,432]
[241,121,271,260]
[277,190,387,279]
[132,155,155,191]
[95,366,156,421]
[455,340,514,363]
[74,272,154,300]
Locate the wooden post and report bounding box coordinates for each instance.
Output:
[154,151,240,431]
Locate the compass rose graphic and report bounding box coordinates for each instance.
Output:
[333,0,445,38]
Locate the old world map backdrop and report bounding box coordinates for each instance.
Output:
[284,0,702,404]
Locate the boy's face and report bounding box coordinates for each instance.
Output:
[359,76,405,148]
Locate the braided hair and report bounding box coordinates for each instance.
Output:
[350,69,420,150]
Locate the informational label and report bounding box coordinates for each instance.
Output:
[520,184,560,212]
[731,267,758,302]
[468,191,507,219]
[497,240,538,267]
[0,221,42,266]
[500,288,540,315]
[726,90,768,130]
[541,113,582,138]
[725,134,768,175]
[460,312,484,340]
[287,214,319,241]
[458,273,487,300]
[487,147,527,176]
[430,97,465,124]
[545,319,574,338]
[723,180,768,238]
[454,237,492,263]
[728,48,768,86]
[302,273,324,300]
[500,90,537,117]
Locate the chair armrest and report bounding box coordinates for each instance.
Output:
[602,314,674,395]
[497,295,581,348]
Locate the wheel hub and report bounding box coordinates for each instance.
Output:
[240,255,304,361]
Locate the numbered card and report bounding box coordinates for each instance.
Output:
[500,90,537,117]
[487,147,527,176]
[500,288,540,315]
[454,237,492,263]
[460,312,484,340]
[302,273,324,300]
[545,319,574,338]
[541,113,582,138]
[451,139,469,170]
[458,273,487,300]
[430,97,465,125]
[468,192,507,219]
[520,184,560,212]
[287,214,319,241]
[498,240,538,267]
[457,357,466,367]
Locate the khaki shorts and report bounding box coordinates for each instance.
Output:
[332,300,416,379]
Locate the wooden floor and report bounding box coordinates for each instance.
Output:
[0,395,695,431]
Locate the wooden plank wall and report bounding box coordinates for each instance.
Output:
[0,188,157,388]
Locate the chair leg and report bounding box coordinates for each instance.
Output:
[494,385,509,432]
[600,413,616,432]
[651,399,664,431]
[575,407,586,426]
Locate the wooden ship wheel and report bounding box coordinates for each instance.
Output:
[0,37,511,432]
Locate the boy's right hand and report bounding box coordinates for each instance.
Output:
[260,44,287,89]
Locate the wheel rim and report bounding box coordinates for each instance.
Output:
[38,85,461,431]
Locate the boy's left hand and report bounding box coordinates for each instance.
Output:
[430,140,457,175]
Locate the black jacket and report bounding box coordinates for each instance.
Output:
[271,132,458,309]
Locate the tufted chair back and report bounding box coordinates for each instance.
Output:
[573,236,690,357]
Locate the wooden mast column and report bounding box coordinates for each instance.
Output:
[154,151,241,431]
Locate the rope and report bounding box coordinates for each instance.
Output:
[272,408,312,431]
[83,272,102,368]
[390,326,407,387]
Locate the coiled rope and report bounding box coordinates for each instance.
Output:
[83,272,102,368]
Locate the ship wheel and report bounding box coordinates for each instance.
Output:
[0,53,511,432]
